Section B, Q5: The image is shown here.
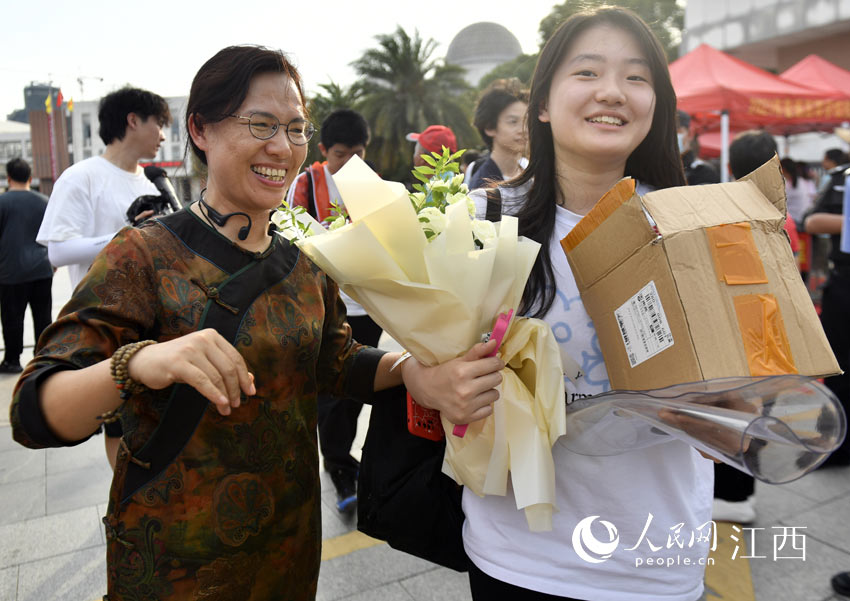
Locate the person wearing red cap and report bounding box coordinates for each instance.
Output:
[406,125,458,167]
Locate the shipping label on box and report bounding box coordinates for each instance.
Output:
[561,156,840,391]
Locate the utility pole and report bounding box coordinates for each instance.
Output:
[76,75,104,98]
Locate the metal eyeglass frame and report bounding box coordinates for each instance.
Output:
[229,112,315,146]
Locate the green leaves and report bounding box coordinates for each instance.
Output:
[407,146,469,214]
[275,200,314,243]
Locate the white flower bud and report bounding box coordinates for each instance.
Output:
[418,206,448,240]
[471,219,497,246]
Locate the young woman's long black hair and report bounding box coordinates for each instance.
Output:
[500,6,686,318]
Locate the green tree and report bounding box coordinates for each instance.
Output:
[303,81,364,166]
[352,26,477,180]
[477,54,538,89]
[538,0,684,62]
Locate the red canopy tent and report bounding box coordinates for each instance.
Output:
[671,44,850,179]
[780,54,850,97]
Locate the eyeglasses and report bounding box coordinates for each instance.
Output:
[229,112,315,146]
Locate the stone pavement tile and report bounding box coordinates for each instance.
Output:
[45,463,112,516]
[0,477,45,527]
[0,447,45,485]
[321,494,357,540]
[0,506,102,568]
[754,480,829,525]
[779,465,850,503]
[317,544,434,601]
[17,545,106,601]
[0,427,21,453]
[45,437,108,475]
[401,567,472,601]
[0,566,18,601]
[750,535,850,601]
[97,504,107,545]
[784,494,850,555]
[337,582,414,601]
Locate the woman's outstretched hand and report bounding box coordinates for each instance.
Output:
[401,338,504,424]
[127,328,256,415]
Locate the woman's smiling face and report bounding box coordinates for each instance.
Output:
[192,71,308,215]
[539,23,656,172]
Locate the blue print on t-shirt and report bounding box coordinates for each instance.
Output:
[550,290,584,344]
[581,324,610,391]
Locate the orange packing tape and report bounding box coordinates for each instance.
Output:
[705,223,768,285]
[562,178,635,253]
[733,294,797,376]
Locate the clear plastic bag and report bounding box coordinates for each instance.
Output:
[563,375,846,484]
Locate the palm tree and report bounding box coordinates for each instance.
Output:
[352,26,476,180]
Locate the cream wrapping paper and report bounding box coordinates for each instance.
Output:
[441,317,566,531]
[276,156,567,530]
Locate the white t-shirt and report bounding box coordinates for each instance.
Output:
[463,182,714,601]
[37,156,157,288]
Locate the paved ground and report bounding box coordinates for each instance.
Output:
[0,268,848,601]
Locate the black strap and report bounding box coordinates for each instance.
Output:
[120,230,299,504]
[305,170,318,220]
[485,187,502,222]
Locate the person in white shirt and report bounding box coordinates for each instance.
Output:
[463,7,714,600]
[38,87,171,291]
[37,86,171,468]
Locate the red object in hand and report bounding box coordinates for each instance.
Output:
[407,392,444,440]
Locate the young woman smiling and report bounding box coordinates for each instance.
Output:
[463,8,710,601]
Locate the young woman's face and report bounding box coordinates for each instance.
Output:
[192,72,308,214]
[487,100,528,155]
[539,24,656,172]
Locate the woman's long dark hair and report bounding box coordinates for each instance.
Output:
[500,6,686,318]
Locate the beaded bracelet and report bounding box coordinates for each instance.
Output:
[110,340,157,400]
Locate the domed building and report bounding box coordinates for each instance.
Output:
[446,22,523,87]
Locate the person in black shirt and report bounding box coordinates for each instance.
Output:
[0,158,53,373]
[805,142,850,467]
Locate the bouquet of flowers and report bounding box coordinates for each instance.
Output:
[274,150,565,530]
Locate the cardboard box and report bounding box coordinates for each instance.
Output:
[561,156,840,391]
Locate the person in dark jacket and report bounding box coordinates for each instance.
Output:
[0,158,53,373]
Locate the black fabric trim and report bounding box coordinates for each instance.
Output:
[154,208,282,275]
[17,363,93,448]
[120,228,301,505]
[346,347,387,404]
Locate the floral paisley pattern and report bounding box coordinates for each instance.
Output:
[213,473,275,547]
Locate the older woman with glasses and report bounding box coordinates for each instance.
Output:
[9,45,503,601]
